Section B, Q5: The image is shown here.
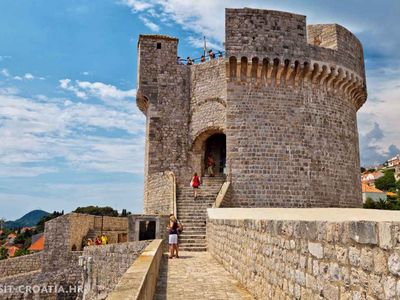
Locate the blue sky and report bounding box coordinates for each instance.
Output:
[1,0,399,220]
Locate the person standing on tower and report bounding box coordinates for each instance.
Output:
[207,154,216,177]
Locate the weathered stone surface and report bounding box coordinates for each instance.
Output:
[207,212,400,300]
[388,252,400,276]
[349,221,378,245]
[154,252,254,300]
[378,222,394,249]
[383,276,396,299]
[308,242,324,259]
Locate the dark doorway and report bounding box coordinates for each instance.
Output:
[205,134,226,175]
[139,221,156,240]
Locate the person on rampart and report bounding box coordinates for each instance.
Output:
[208,49,215,60]
[200,55,206,63]
[186,56,193,65]
[101,234,108,245]
[190,172,201,198]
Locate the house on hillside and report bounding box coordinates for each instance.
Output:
[20,227,33,234]
[28,233,45,252]
[395,165,400,181]
[5,245,21,257]
[361,171,384,186]
[362,183,387,203]
[6,232,17,245]
[388,154,400,167]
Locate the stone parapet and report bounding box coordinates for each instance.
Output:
[107,239,164,300]
[0,252,42,279]
[81,241,150,300]
[207,208,400,299]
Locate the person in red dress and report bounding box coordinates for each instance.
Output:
[191,173,201,198]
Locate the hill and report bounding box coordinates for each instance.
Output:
[5,210,50,229]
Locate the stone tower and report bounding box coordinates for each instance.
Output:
[136,8,367,214]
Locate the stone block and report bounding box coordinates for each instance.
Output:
[383,276,396,299]
[388,252,400,276]
[349,246,361,267]
[308,242,323,259]
[349,221,378,245]
[378,222,394,249]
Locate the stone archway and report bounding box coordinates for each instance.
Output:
[191,127,226,177]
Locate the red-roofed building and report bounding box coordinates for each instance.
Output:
[28,233,45,252]
[361,171,384,186]
[5,245,21,257]
[362,183,387,203]
[388,154,400,168]
[6,233,17,245]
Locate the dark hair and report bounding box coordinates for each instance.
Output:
[194,173,198,176]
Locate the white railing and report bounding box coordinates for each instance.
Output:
[213,182,230,208]
[165,171,177,217]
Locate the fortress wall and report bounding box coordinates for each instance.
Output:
[190,59,227,139]
[226,8,365,80]
[81,241,149,300]
[0,252,42,278]
[190,100,226,141]
[225,8,308,59]
[226,83,361,208]
[145,172,175,215]
[0,251,83,300]
[207,208,400,300]
[308,24,365,79]
[190,59,227,106]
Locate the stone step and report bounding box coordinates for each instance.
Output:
[178,244,207,251]
[179,239,206,244]
[178,219,207,223]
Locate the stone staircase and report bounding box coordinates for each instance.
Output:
[177,176,225,251]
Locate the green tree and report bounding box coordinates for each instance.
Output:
[0,247,8,260]
[396,180,400,195]
[74,206,119,217]
[375,170,396,191]
[14,248,30,257]
[363,198,376,209]
[35,211,64,233]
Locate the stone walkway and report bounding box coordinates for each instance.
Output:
[154,252,255,300]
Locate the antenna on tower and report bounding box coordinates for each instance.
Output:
[203,36,207,57]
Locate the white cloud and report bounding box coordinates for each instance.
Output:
[358,66,400,165]
[0,85,145,177]
[187,36,222,52]
[0,55,11,62]
[120,0,154,12]
[13,76,22,80]
[1,68,10,77]
[139,15,160,32]
[59,78,88,99]
[59,79,136,108]
[82,71,90,76]
[24,73,34,80]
